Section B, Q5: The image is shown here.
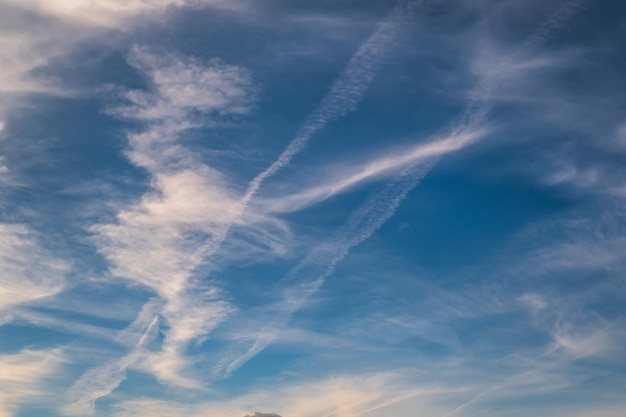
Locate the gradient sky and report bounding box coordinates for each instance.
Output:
[1,1,626,416]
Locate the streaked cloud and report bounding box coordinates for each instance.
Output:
[262,128,487,213]
[0,349,65,417]
[0,0,624,416]
[68,49,256,409]
[2,0,239,28]
[0,224,68,314]
[111,371,453,417]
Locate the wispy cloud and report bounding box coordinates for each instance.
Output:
[549,315,624,359]
[68,0,423,408]
[111,371,453,417]
[216,130,482,377]
[0,224,69,317]
[262,129,486,213]
[66,48,256,410]
[0,348,65,417]
[63,303,162,416]
[1,0,239,29]
[2,0,620,416]
[7,309,118,342]
[0,0,243,126]
[212,0,590,378]
[228,0,420,215]
[183,0,426,266]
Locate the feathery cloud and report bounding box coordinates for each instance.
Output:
[211,0,590,379]
[0,224,69,314]
[66,49,255,411]
[0,349,65,417]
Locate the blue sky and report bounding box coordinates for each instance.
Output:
[1,0,626,416]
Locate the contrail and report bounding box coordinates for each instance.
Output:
[163,0,419,373]
[240,0,416,192]
[195,0,423,259]
[220,145,445,377]
[438,385,500,417]
[64,308,161,416]
[66,3,420,409]
[192,0,422,381]
[114,298,163,348]
[217,0,590,378]
[72,0,589,408]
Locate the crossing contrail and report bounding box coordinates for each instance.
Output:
[216,0,591,378]
[66,2,422,411]
[196,0,424,259]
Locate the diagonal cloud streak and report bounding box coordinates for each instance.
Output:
[65,0,590,409]
[66,2,418,409]
[217,0,590,378]
[194,0,423,260]
[64,300,163,416]
[64,49,252,413]
[262,131,486,214]
[241,0,417,199]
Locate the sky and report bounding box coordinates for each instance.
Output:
[1,0,626,416]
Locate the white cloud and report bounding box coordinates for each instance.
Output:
[63,300,165,416]
[262,128,487,213]
[215,156,444,377]
[68,49,260,410]
[94,47,255,295]
[64,354,135,417]
[8,309,118,342]
[75,7,422,402]
[0,0,242,121]
[0,13,70,117]
[69,4,431,396]
[0,224,69,314]
[92,169,241,299]
[236,0,414,214]
[111,372,452,417]
[120,46,253,123]
[1,0,238,29]
[3,1,610,416]
[518,293,547,314]
[549,317,624,359]
[0,348,65,417]
[210,0,594,379]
